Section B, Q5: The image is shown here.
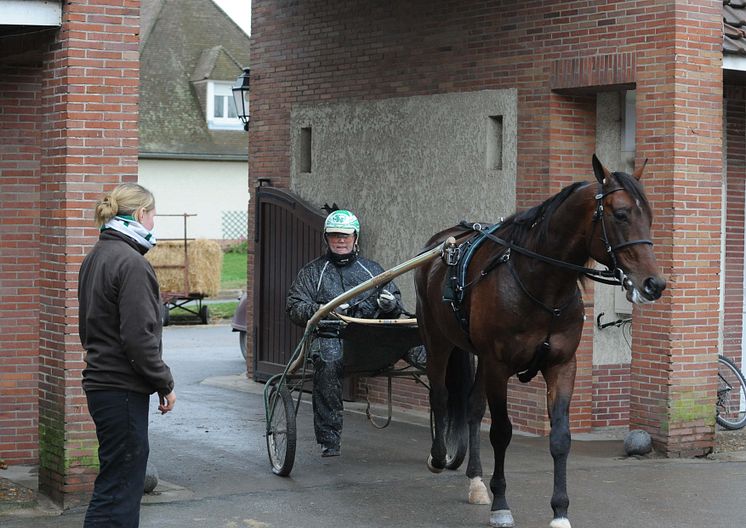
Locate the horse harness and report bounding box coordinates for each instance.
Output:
[439,182,654,382]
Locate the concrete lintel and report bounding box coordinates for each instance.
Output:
[723,55,746,72]
[0,1,62,27]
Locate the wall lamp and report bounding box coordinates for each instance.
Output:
[232,67,251,131]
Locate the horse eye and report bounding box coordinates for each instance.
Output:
[613,210,629,222]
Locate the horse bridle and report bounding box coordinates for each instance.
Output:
[592,183,654,288]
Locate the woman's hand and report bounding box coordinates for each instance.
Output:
[159,390,176,414]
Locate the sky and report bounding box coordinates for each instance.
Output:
[212,0,251,35]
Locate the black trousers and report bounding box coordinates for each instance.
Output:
[312,354,344,449]
[84,390,150,528]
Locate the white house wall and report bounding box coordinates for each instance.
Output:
[139,158,249,241]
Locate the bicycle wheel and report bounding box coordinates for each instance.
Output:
[716,355,746,430]
[266,385,297,476]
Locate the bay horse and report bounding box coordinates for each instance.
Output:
[415,155,665,528]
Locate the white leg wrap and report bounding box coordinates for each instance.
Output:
[489,509,514,528]
[426,455,443,474]
[550,517,571,528]
[468,476,491,505]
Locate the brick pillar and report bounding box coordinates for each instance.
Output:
[37,0,140,506]
[632,3,723,456]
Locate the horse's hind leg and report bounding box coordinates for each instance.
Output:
[485,369,514,527]
[466,357,489,505]
[426,340,454,473]
[543,361,576,528]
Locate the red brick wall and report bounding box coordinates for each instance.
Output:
[724,84,746,369]
[249,0,725,451]
[33,0,141,506]
[0,68,42,464]
[593,364,631,428]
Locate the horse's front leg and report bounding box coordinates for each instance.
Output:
[485,369,514,528]
[466,357,490,505]
[543,360,576,528]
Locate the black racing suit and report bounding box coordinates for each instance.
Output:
[286,251,402,449]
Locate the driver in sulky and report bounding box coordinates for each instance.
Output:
[286,209,402,457]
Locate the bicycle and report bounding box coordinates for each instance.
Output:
[717,354,746,430]
[597,313,746,431]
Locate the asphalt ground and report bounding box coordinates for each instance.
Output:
[2,324,746,528]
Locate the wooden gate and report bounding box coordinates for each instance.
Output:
[253,185,326,381]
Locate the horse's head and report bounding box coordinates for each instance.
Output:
[589,154,666,304]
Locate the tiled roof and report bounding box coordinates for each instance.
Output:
[725,0,746,55]
[139,0,250,159]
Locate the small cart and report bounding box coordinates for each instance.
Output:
[263,238,467,476]
[151,213,210,325]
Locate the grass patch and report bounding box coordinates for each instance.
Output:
[221,252,247,290]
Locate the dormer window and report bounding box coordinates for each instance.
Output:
[207,81,243,130]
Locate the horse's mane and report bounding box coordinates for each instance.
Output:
[497,181,589,248]
[496,171,651,250]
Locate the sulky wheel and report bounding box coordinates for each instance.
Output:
[266,385,297,476]
[199,305,210,325]
[239,330,247,361]
[430,408,467,470]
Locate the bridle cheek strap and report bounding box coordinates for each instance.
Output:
[595,186,654,283]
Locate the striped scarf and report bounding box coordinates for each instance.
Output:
[102,215,157,250]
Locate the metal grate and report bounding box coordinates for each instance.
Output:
[222,210,247,240]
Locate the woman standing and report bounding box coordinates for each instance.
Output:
[78,183,176,527]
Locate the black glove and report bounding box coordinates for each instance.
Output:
[376,290,397,313]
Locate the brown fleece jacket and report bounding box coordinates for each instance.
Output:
[78,230,174,396]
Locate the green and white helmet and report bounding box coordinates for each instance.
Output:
[324,209,360,236]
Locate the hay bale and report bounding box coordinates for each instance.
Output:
[146,239,223,297]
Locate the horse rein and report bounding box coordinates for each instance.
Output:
[475,183,652,283]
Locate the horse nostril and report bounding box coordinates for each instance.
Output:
[643,277,666,300]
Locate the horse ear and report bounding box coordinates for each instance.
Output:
[592,154,611,185]
[632,158,648,181]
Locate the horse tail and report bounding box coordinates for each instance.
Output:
[444,347,472,458]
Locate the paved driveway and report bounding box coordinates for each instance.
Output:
[3,324,746,528]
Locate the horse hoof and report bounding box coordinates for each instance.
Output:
[550,517,571,528]
[489,509,514,527]
[427,455,444,474]
[468,477,491,505]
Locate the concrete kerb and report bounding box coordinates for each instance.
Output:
[0,466,193,518]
